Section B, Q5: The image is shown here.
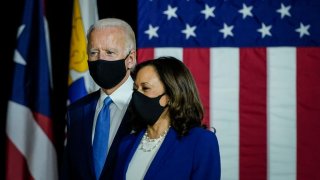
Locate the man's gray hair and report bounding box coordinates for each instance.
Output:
[87,18,136,54]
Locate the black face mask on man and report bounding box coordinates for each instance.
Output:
[132,90,167,126]
[88,53,130,89]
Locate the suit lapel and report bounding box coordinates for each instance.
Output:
[82,92,99,178]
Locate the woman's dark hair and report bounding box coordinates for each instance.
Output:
[131,56,205,137]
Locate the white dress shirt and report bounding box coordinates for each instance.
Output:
[91,76,133,152]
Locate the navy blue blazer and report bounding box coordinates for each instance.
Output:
[60,90,132,180]
[114,127,221,180]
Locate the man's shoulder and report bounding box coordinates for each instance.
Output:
[68,90,100,110]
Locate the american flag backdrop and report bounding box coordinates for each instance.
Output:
[137,0,320,180]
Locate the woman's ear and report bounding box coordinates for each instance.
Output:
[165,95,171,107]
[160,94,170,107]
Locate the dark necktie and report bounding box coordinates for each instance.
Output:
[93,96,112,179]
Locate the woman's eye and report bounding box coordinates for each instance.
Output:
[132,84,150,92]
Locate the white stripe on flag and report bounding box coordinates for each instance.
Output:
[79,0,98,34]
[155,48,183,60]
[267,47,297,180]
[211,48,240,180]
[6,101,58,180]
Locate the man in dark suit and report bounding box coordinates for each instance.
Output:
[60,18,136,180]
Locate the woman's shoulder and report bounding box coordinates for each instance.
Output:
[187,127,220,157]
[187,127,218,144]
[189,127,216,137]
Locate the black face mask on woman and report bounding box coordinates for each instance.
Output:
[88,53,130,89]
[132,90,167,126]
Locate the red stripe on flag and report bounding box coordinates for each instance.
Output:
[6,138,34,180]
[137,48,154,63]
[32,112,55,143]
[183,48,210,127]
[239,48,267,180]
[297,47,320,180]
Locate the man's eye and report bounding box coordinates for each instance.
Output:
[89,51,98,56]
[105,50,114,55]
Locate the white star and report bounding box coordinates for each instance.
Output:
[14,24,27,65]
[238,4,253,19]
[295,22,310,38]
[144,24,159,40]
[257,23,272,38]
[201,4,215,20]
[17,24,25,37]
[163,5,178,20]
[14,49,27,65]
[181,24,197,39]
[219,23,234,38]
[276,3,291,19]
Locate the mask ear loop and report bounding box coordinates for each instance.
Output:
[124,50,131,60]
[125,50,133,71]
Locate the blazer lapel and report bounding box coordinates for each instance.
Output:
[123,130,146,176]
[144,128,177,179]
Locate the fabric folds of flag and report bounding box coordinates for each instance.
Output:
[137,1,320,180]
[5,0,58,179]
[68,0,98,104]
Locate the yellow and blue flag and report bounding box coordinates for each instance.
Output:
[68,0,98,104]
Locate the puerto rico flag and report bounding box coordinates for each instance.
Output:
[5,0,58,179]
[137,0,320,179]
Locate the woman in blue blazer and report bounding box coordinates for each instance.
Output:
[114,56,221,180]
